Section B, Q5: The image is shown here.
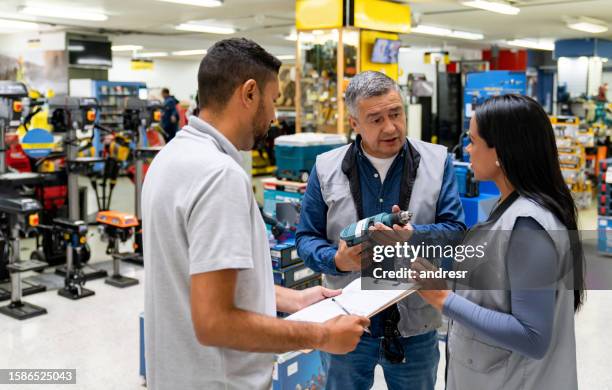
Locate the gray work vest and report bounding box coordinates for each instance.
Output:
[315,137,448,337]
[447,196,578,390]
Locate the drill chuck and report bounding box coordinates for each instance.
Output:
[339,210,413,247]
[388,211,413,226]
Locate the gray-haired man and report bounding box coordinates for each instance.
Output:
[296,71,466,389]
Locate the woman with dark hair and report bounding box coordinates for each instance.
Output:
[413,94,585,389]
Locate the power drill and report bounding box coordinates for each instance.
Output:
[340,211,413,247]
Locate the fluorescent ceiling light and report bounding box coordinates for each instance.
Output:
[112,45,143,51]
[412,25,451,36]
[0,18,40,32]
[0,12,37,21]
[412,25,484,40]
[276,54,295,60]
[176,23,235,34]
[157,0,222,6]
[19,5,108,21]
[507,39,554,51]
[461,1,520,15]
[77,58,112,66]
[172,49,207,56]
[134,52,169,58]
[567,18,608,34]
[448,30,485,40]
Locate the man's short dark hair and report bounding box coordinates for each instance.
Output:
[161,88,170,95]
[197,38,281,110]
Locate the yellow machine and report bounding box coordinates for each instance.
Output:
[251,118,285,177]
[252,149,276,176]
[17,89,51,137]
[108,133,131,162]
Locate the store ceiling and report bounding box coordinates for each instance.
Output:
[409,0,612,46]
[1,0,612,58]
[0,0,296,58]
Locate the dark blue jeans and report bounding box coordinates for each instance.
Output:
[320,331,439,390]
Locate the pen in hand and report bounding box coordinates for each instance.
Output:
[331,298,371,335]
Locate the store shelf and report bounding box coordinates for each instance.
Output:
[91,80,146,131]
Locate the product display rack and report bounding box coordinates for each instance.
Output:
[92,81,146,130]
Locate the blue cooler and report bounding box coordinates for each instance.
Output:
[275,133,346,182]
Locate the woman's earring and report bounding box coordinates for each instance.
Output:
[495,160,500,167]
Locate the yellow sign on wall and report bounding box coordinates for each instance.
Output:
[360,30,399,81]
[354,0,410,33]
[131,59,154,71]
[296,0,343,30]
[424,51,450,65]
[296,0,410,32]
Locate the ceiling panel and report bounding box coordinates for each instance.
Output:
[0,0,611,56]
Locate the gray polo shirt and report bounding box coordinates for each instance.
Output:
[143,116,276,390]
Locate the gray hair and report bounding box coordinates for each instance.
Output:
[345,71,401,117]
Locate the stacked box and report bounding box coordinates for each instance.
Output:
[273,350,326,390]
[262,178,306,241]
[598,191,612,216]
[598,159,612,216]
[273,262,321,288]
[275,276,323,319]
[271,242,322,317]
[598,216,612,255]
[551,116,580,138]
[292,276,322,290]
[551,116,592,210]
[270,243,302,270]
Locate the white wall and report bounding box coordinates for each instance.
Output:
[0,31,69,94]
[587,57,603,97]
[398,47,482,85]
[398,48,436,87]
[603,70,612,100]
[558,57,589,97]
[398,46,482,113]
[108,56,201,102]
[0,31,66,51]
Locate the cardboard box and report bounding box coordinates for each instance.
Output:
[273,262,320,288]
[271,243,302,269]
[273,350,326,390]
[292,275,322,290]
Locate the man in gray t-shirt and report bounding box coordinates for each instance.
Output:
[143,38,369,390]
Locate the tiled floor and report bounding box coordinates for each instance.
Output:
[1,177,611,389]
